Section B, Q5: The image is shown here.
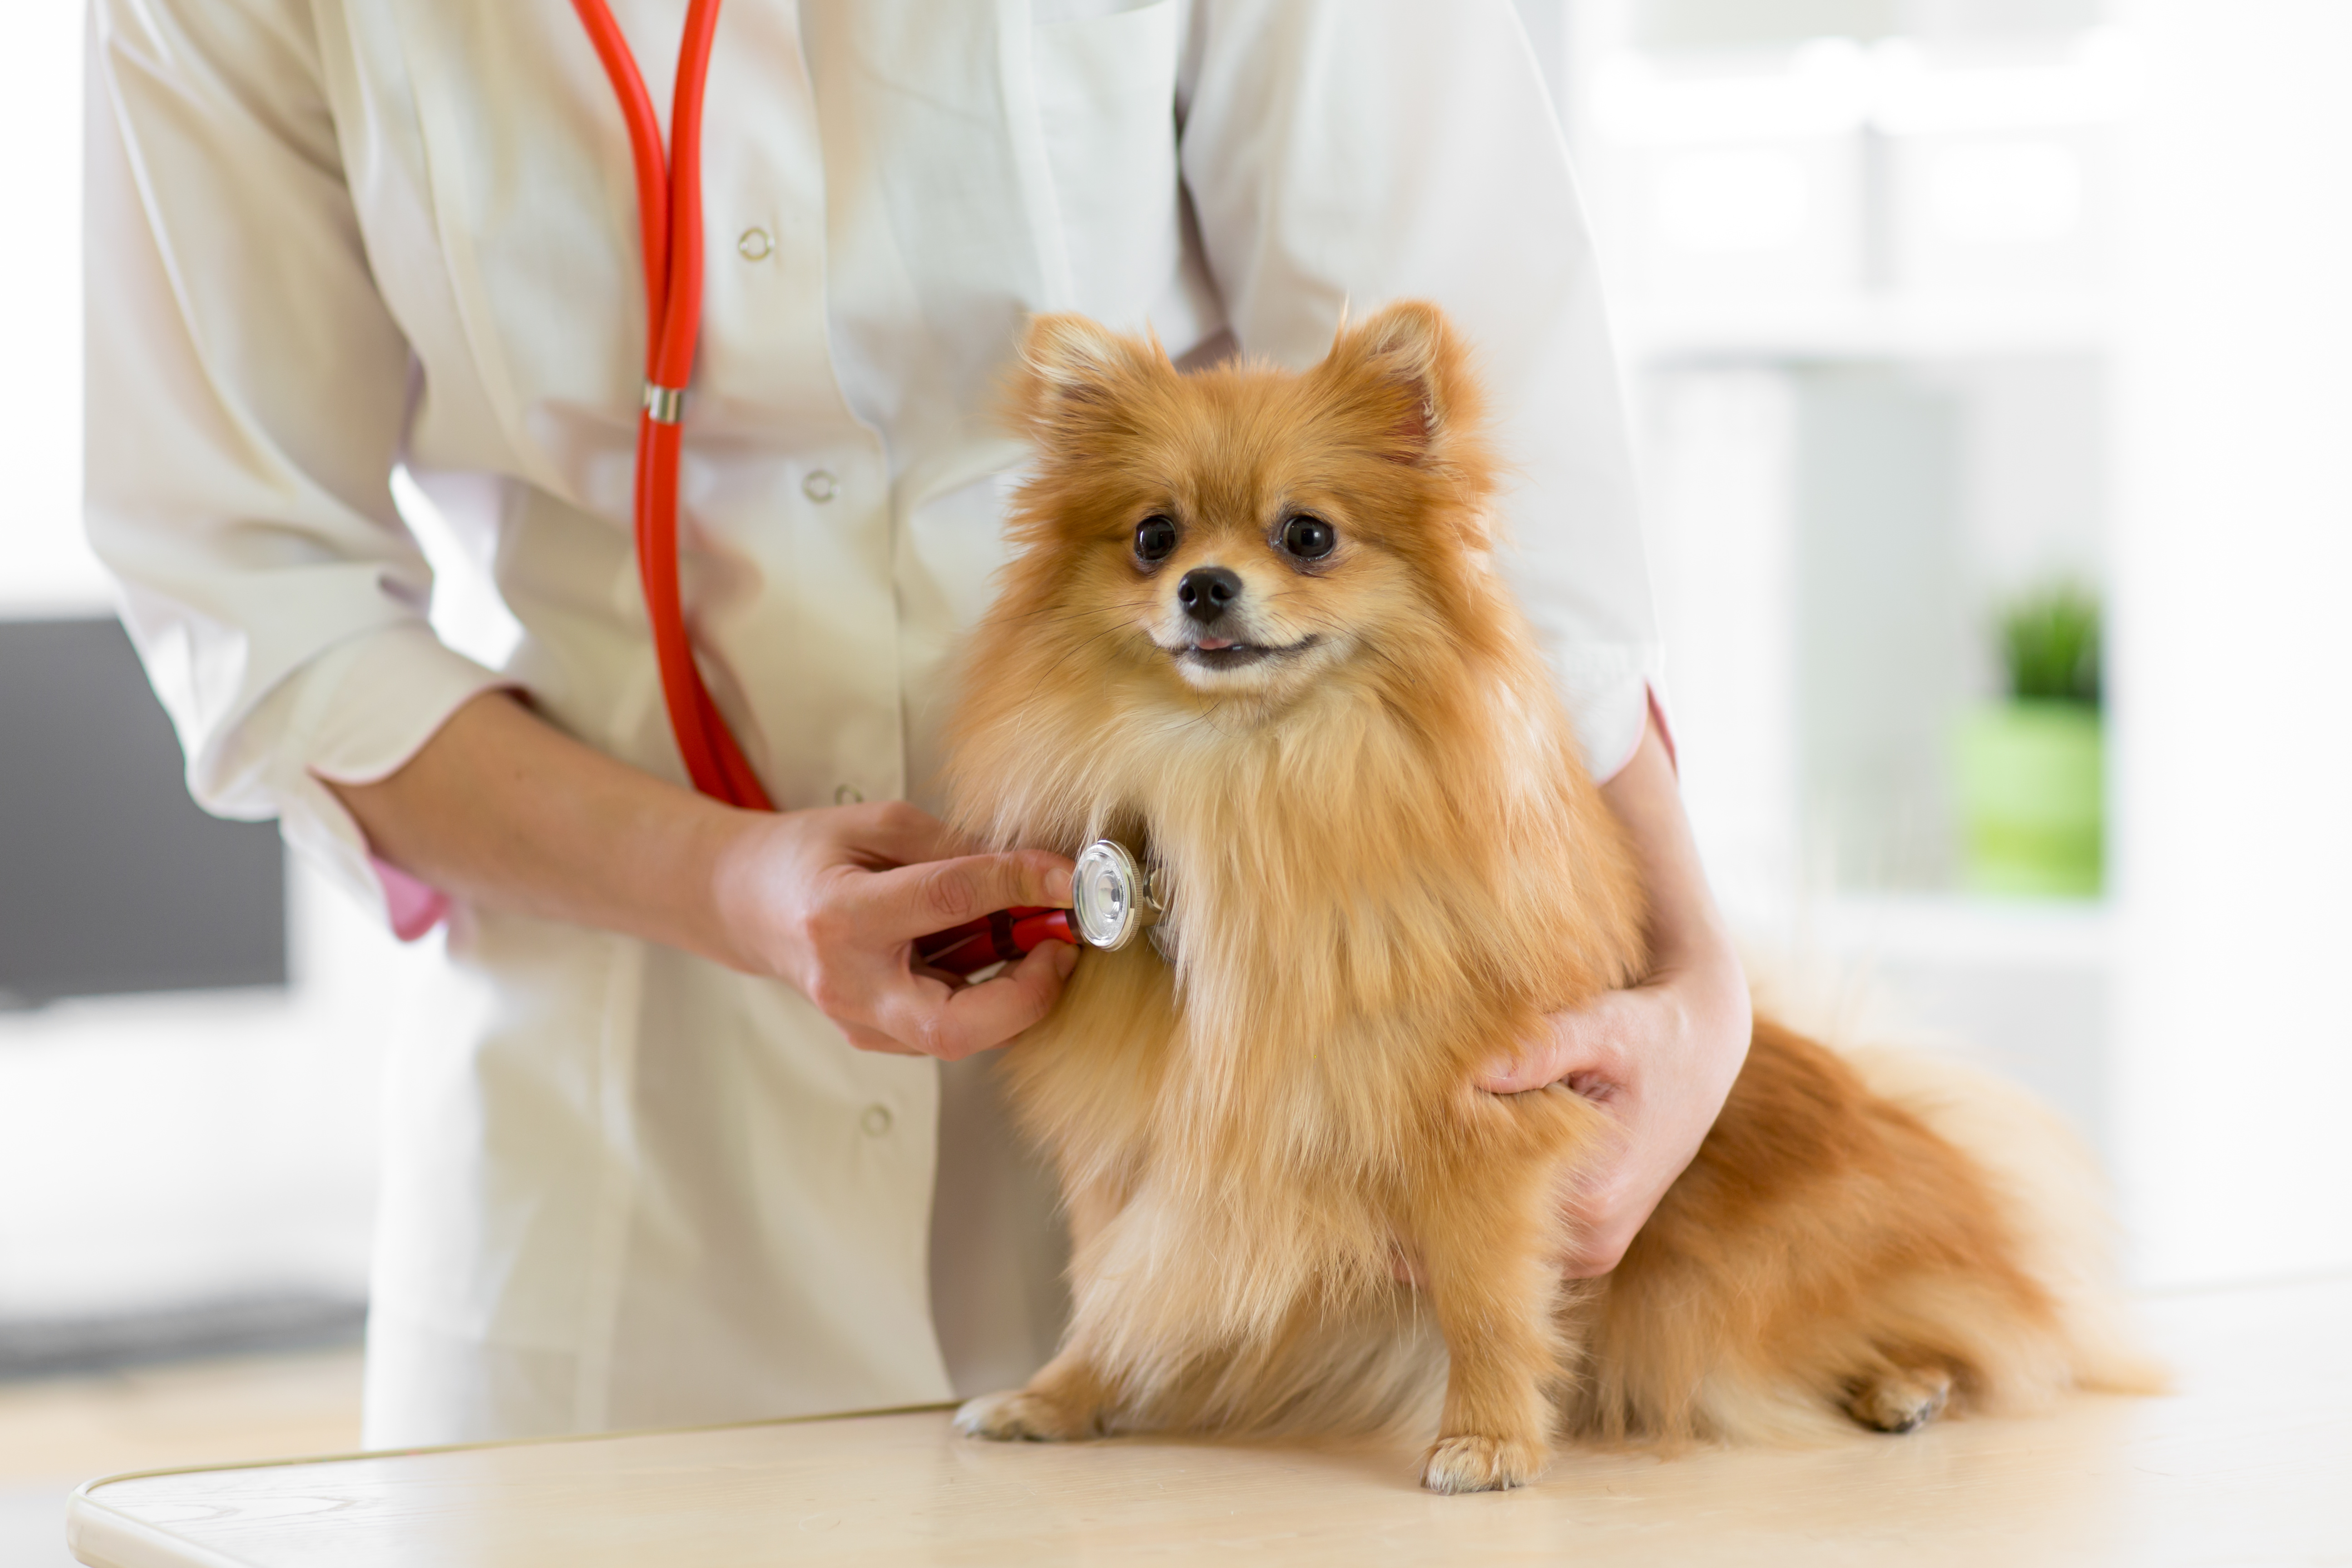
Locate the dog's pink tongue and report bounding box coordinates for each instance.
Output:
[1196,637,1235,651]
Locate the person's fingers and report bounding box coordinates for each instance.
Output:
[1557,1104,1675,1277]
[787,835,1076,1057]
[827,801,975,870]
[857,849,1076,942]
[1478,993,1648,1094]
[1562,1216,1640,1279]
[1476,1054,1559,1096]
[1479,1015,1594,1094]
[836,1019,923,1057]
[867,939,1076,1061]
[1561,1160,1663,1278]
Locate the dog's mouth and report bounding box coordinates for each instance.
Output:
[1169,634,1319,671]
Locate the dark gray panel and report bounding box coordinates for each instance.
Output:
[0,1294,364,1381]
[0,618,285,1007]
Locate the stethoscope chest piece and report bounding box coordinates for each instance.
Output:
[1071,839,1164,951]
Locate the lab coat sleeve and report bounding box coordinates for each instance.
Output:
[84,0,508,929]
[1177,0,1663,779]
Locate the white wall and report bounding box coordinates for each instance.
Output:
[2,0,105,618]
[1639,370,1802,927]
[0,2,404,1324]
[2109,0,2352,1284]
[0,866,425,1321]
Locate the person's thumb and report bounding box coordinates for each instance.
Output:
[867,850,1075,941]
[1476,1014,1585,1095]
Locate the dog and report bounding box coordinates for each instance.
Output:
[940,301,2157,1493]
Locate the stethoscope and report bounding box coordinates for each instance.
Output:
[569,0,1152,974]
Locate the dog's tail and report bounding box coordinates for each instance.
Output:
[1842,1042,2168,1399]
[1744,953,2167,1402]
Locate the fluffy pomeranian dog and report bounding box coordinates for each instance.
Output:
[941,302,2155,1493]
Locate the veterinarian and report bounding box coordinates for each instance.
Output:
[87,0,1752,1447]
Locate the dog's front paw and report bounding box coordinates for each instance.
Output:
[953,1388,1096,1443]
[1419,1432,1546,1494]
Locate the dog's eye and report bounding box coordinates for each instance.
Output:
[1134,515,1178,564]
[1280,514,1336,560]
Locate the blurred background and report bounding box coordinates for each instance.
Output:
[3,0,2349,1559]
[1546,0,2352,1298]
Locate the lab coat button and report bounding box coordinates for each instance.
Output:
[736,227,772,261]
[802,470,838,503]
[834,783,864,806]
[861,1104,893,1137]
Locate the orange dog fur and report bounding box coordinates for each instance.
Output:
[941,302,2156,1493]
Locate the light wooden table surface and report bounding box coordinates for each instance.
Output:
[66,1276,2351,1568]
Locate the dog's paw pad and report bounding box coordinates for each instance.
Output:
[954,1389,1084,1443]
[1848,1369,1953,1434]
[1419,1433,1544,1494]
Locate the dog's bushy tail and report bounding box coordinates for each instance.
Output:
[1563,1000,2163,1451]
[1843,1044,2168,1401]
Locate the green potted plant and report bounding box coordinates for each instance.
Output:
[1954,583,2104,897]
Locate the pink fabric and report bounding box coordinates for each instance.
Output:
[1646,684,1680,777]
[374,855,451,943]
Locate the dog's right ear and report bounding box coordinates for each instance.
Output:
[1005,313,1160,435]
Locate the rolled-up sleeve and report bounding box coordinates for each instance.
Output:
[1177,0,1662,779]
[85,0,505,927]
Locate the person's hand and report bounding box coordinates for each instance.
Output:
[1471,705,1751,1278]
[321,692,1077,1055]
[1478,959,1750,1277]
[711,800,1077,1061]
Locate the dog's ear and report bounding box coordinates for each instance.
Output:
[1005,313,1164,435]
[1320,301,1475,468]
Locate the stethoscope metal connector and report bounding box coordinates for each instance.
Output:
[915,839,1161,977]
[1068,839,1164,952]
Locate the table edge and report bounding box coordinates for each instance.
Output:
[68,1400,961,1507]
[66,1492,251,1568]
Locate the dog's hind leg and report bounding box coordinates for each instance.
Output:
[1847,1365,1954,1434]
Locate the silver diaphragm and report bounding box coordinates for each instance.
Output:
[1070,839,1159,950]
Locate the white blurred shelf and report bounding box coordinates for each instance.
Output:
[0,531,112,622]
[1620,295,2114,364]
[1734,893,2115,1155]
[1805,891,2111,970]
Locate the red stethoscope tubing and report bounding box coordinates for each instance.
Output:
[569,0,771,811]
[914,907,1075,977]
[568,1,1074,974]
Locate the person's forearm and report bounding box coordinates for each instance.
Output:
[324,691,1078,1060]
[1599,713,1748,1015]
[1472,707,1754,1273]
[324,691,752,968]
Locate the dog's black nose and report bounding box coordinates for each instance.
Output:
[1177,567,1242,623]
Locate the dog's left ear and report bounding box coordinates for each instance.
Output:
[1320,301,1476,469]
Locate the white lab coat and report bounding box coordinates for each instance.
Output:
[84,0,1661,1446]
